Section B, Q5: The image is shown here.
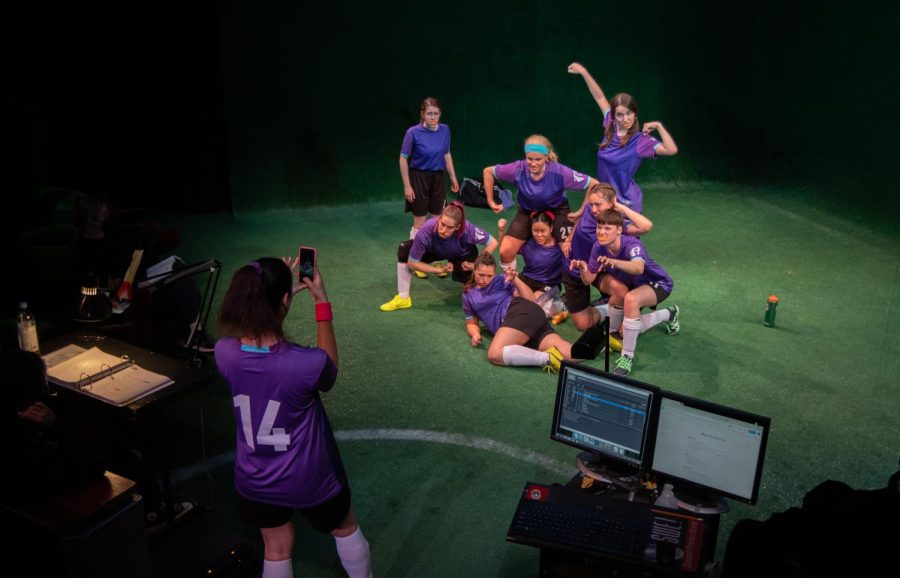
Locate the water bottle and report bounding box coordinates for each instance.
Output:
[17,301,40,354]
[764,295,779,327]
[654,483,679,508]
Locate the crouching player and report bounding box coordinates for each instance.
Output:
[569,209,678,376]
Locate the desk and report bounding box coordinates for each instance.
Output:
[1,471,151,578]
[44,332,212,416]
[509,475,719,578]
[43,332,214,530]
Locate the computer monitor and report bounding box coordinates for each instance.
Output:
[550,361,660,471]
[651,391,770,506]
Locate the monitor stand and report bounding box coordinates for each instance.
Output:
[576,452,640,491]
[671,484,731,515]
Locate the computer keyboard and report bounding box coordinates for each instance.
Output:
[508,496,647,559]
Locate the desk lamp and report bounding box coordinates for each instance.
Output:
[138,258,221,366]
[75,274,112,323]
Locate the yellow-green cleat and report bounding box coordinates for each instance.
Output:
[380,294,412,312]
[543,346,564,374]
[608,333,623,352]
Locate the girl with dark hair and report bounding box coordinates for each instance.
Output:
[215,256,372,578]
[497,210,564,302]
[567,62,678,214]
[462,253,575,372]
[399,96,459,240]
[481,134,600,273]
[380,202,498,312]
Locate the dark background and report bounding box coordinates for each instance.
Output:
[5,0,898,308]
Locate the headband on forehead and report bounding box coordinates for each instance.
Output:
[524,143,550,155]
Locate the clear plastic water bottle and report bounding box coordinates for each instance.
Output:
[654,483,679,508]
[17,301,40,354]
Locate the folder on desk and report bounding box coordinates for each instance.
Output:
[45,346,174,407]
[507,482,706,573]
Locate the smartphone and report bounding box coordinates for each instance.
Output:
[299,247,316,281]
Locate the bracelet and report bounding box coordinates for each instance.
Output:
[315,302,333,322]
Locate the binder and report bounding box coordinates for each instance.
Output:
[45,346,174,407]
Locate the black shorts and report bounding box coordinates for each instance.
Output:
[646,282,671,307]
[396,240,478,283]
[504,203,573,244]
[562,267,603,315]
[518,274,560,294]
[406,169,446,217]
[501,297,555,349]
[238,484,352,534]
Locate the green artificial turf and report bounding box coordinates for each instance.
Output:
[159,182,900,576]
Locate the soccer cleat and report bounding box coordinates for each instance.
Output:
[380,294,412,312]
[432,262,448,278]
[543,346,564,374]
[613,354,633,376]
[666,305,680,335]
[608,333,623,352]
[414,270,428,279]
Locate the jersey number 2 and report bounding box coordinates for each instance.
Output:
[233,394,290,451]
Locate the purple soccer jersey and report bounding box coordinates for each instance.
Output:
[409,217,492,262]
[520,238,564,286]
[567,208,598,269]
[587,235,673,293]
[400,123,451,171]
[597,110,660,214]
[462,276,515,334]
[215,338,347,509]
[493,160,590,212]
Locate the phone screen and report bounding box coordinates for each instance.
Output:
[299,247,316,281]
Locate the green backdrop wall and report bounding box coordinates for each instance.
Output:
[219,0,899,215]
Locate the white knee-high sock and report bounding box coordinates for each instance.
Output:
[640,309,670,333]
[502,345,549,367]
[397,263,412,298]
[409,226,419,240]
[609,305,624,334]
[622,317,641,358]
[335,527,372,578]
[262,559,292,578]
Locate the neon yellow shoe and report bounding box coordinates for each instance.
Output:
[543,346,564,374]
[380,294,412,312]
[608,333,623,352]
[432,262,448,278]
[414,270,428,279]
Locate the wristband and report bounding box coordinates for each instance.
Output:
[315,302,333,322]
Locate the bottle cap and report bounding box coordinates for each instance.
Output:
[767,295,778,303]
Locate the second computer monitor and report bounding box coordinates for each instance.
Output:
[651,391,770,505]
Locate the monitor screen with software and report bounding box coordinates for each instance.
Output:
[651,391,770,504]
[550,361,659,469]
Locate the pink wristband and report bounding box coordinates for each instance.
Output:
[315,302,333,322]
